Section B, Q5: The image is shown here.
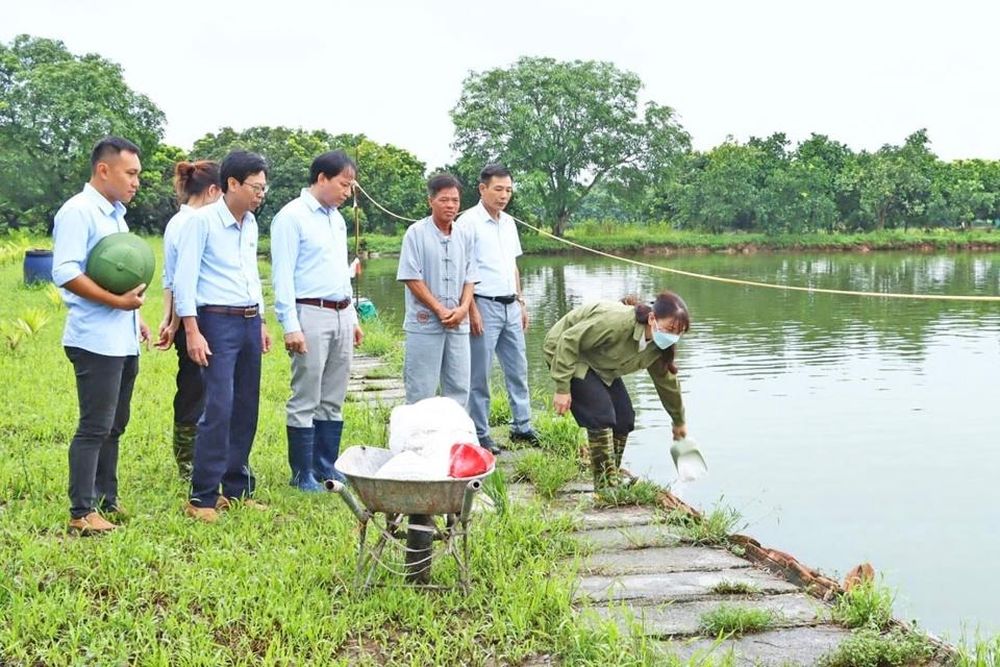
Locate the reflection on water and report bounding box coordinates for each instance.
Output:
[359,250,1000,640]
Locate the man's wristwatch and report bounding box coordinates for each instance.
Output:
[516,294,525,305]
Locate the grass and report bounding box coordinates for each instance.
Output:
[513,450,580,499]
[594,479,663,508]
[0,235,716,666]
[698,604,776,637]
[665,503,745,546]
[832,578,895,631]
[817,625,934,667]
[359,224,1000,257]
[710,580,761,595]
[958,634,1000,666]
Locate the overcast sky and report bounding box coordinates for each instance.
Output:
[5,0,999,169]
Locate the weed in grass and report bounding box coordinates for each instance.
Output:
[958,633,1000,666]
[832,578,895,630]
[666,502,744,545]
[533,409,585,459]
[487,379,513,427]
[480,468,510,517]
[699,604,776,636]
[817,625,933,667]
[513,450,579,499]
[594,479,663,508]
[711,580,761,595]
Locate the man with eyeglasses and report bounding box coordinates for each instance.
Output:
[271,150,363,492]
[174,150,273,522]
[397,173,478,406]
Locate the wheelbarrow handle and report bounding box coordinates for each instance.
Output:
[458,479,482,525]
[325,479,370,523]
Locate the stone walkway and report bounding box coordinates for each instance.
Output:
[346,354,956,665]
[497,448,956,666]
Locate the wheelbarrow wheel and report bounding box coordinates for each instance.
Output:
[405,514,433,584]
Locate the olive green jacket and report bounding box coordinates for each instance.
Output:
[542,301,685,426]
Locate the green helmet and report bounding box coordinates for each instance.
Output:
[86,232,155,295]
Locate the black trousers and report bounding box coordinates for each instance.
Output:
[173,327,205,426]
[64,347,139,518]
[568,369,635,436]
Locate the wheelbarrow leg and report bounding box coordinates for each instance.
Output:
[405,514,434,585]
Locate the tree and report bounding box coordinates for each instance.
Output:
[451,57,689,236]
[0,35,165,232]
[190,126,426,234]
[129,144,187,233]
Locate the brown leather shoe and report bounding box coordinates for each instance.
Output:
[184,502,219,523]
[68,512,117,535]
[214,496,231,512]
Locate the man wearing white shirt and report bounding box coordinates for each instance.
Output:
[461,164,540,455]
[270,151,363,491]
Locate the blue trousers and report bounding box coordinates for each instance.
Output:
[468,297,532,438]
[403,331,470,407]
[190,311,262,508]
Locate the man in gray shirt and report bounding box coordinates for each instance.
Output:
[397,174,478,406]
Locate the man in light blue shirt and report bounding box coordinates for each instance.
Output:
[461,164,539,455]
[52,136,150,535]
[174,150,272,522]
[397,174,478,406]
[271,150,363,491]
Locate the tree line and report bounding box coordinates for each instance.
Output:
[3,35,999,238]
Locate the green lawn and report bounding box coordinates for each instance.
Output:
[0,240,704,666]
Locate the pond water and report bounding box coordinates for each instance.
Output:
[359,249,1000,641]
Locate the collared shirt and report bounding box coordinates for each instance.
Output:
[396,216,478,334]
[457,201,523,297]
[51,183,139,357]
[162,204,194,290]
[542,301,685,425]
[173,198,264,317]
[270,189,353,334]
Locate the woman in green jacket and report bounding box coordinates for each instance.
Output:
[542,291,690,490]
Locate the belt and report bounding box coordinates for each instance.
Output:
[296,297,352,310]
[475,294,517,305]
[199,305,259,318]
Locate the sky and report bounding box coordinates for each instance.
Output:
[5,0,1000,170]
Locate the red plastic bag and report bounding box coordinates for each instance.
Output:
[448,443,495,478]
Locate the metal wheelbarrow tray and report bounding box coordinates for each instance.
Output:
[326,445,494,591]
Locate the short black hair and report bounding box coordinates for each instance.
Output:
[309,150,356,184]
[220,150,268,193]
[479,163,512,185]
[90,136,141,170]
[427,173,462,198]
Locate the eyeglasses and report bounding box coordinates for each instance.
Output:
[244,182,268,196]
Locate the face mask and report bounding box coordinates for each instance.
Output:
[653,330,680,350]
[650,318,681,349]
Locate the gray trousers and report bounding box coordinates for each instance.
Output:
[469,298,532,438]
[404,331,470,407]
[64,347,138,518]
[286,304,355,428]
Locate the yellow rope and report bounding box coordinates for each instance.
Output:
[352,181,1000,303]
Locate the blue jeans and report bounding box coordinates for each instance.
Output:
[190,311,262,508]
[468,297,532,439]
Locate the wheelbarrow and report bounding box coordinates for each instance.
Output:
[326,445,493,591]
